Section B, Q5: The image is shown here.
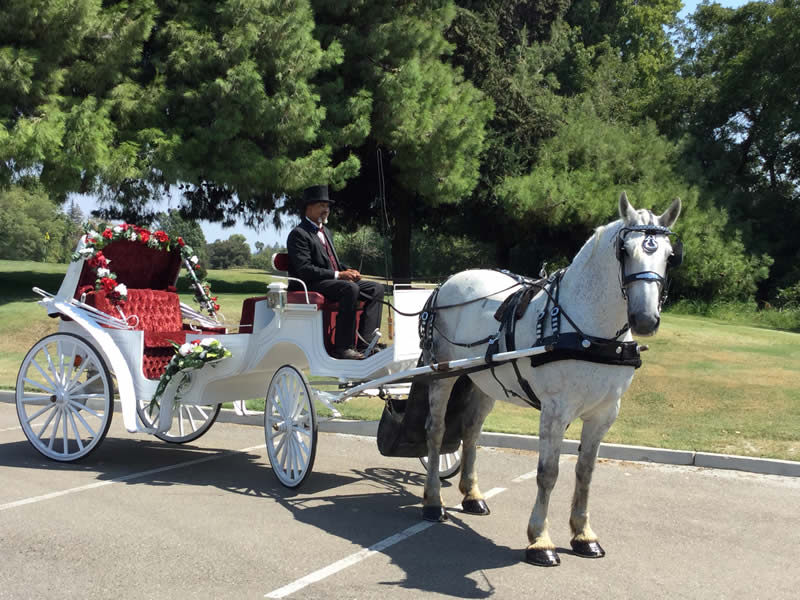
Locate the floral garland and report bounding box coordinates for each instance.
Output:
[71,222,220,317]
[148,338,232,417]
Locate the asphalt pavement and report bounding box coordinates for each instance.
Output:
[1,399,798,599]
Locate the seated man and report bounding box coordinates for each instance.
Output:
[287,185,384,360]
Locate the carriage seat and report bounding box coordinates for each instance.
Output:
[238,253,363,351]
[85,288,190,379]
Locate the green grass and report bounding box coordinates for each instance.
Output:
[2,259,799,461]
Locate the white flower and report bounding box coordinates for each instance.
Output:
[88,230,99,239]
[178,343,193,356]
[200,337,217,347]
[114,283,127,296]
[97,267,111,277]
[190,255,199,264]
[148,237,159,248]
[78,247,94,257]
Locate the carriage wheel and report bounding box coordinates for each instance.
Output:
[420,444,462,480]
[265,365,317,488]
[138,395,221,444]
[16,333,114,462]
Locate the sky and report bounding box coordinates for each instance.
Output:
[67,0,753,251]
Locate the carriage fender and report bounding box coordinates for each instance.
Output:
[51,300,140,433]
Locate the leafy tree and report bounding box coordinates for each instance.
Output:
[336,225,386,274]
[0,185,71,262]
[1,1,364,226]
[249,240,274,271]
[0,0,158,200]
[669,0,800,297]
[206,233,251,270]
[444,0,571,265]
[156,209,208,265]
[310,0,493,280]
[497,99,771,300]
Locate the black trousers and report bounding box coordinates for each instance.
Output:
[308,279,385,350]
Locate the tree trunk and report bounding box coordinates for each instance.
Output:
[391,186,412,284]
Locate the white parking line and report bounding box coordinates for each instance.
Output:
[0,444,265,512]
[0,425,21,433]
[511,469,538,483]
[264,486,507,599]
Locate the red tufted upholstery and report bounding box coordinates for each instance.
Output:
[245,252,364,350]
[86,289,187,379]
[76,240,182,294]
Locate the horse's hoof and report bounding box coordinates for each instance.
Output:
[525,547,561,567]
[461,499,491,515]
[570,539,606,558]
[422,506,448,522]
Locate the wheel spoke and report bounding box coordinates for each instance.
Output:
[62,409,69,454]
[62,342,77,387]
[177,406,185,437]
[26,402,56,424]
[36,405,58,439]
[47,409,62,450]
[69,399,102,420]
[22,378,54,396]
[67,409,85,452]
[31,360,59,394]
[21,392,52,404]
[185,406,198,432]
[68,372,102,395]
[68,403,97,439]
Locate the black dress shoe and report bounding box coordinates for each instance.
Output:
[357,342,387,355]
[332,347,364,360]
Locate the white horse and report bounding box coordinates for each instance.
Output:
[420,192,682,566]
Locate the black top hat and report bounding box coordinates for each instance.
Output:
[302,185,334,207]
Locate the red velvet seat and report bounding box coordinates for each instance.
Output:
[76,239,198,379]
[238,253,362,350]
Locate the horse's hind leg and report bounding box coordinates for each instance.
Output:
[569,398,620,559]
[526,406,570,567]
[458,379,495,515]
[422,377,457,522]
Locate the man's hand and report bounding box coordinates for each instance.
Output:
[339,269,361,282]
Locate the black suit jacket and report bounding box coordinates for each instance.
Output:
[286,219,350,289]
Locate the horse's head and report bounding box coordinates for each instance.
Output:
[617,192,682,336]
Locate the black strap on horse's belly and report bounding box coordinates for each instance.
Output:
[532,333,642,369]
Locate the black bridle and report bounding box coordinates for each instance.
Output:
[616,224,683,306]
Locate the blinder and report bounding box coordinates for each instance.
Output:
[616,224,683,304]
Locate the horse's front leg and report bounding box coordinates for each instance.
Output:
[569,397,620,559]
[526,407,570,567]
[422,379,454,522]
[458,381,495,515]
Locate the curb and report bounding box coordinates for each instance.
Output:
[2,390,798,478]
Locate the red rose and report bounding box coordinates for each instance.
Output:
[154,230,169,243]
[102,229,113,239]
[138,229,150,243]
[213,303,220,311]
[88,251,107,269]
[99,277,116,292]
[120,223,129,231]
[178,237,185,247]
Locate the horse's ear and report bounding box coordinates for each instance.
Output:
[619,191,637,224]
[658,197,681,228]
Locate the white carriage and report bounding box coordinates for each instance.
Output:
[15,228,464,487]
